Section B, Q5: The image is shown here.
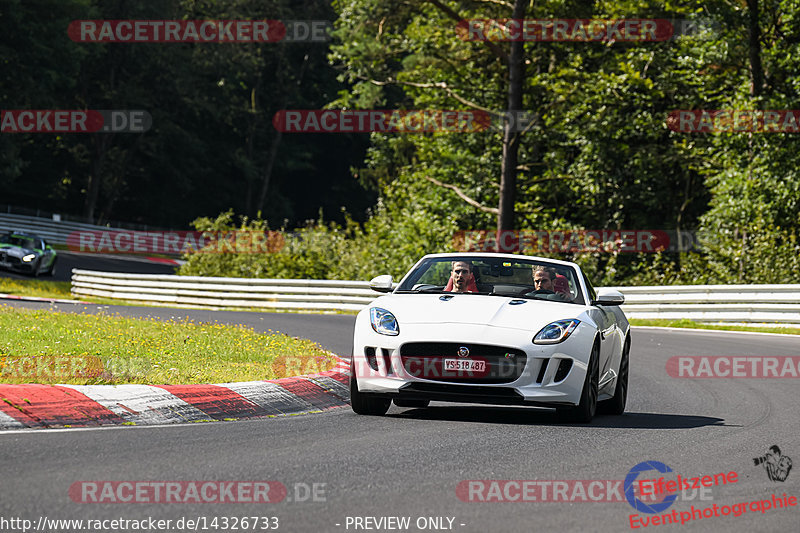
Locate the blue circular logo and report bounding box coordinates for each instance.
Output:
[624,461,678,514]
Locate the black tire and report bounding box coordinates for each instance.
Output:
[350,372,391,416]
[31,259,42,277]
[393,399,430,408]
[558,340,599,423]
[599,334,630,415]
[45,258,57,277]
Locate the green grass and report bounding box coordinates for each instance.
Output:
[0,277,74,299]
[629,318,800,335]
[0,305,339,385]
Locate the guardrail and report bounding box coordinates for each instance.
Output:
[71,270,376,311]
[0,213,136,246]
[70,269,800,325]
[605,284,800,325]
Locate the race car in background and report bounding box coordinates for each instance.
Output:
[350,253,630,423]
[0,231,58,277]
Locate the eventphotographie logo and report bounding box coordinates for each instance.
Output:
[753,445,793,482]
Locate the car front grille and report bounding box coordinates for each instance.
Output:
[0,252,21,265]
[399,342,528,384]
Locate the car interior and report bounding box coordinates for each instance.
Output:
[406,258,583,304]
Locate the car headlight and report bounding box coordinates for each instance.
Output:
[533,319,580,345]
[22,254,35,262]
[370,307,399,336]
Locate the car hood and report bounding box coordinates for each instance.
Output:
[0,245,36,257]
[372,293,586,331]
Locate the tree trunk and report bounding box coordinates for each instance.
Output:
[497,0,527,241]
[746,0,764,96]
[255,130,282,216]
[84,134,111,222]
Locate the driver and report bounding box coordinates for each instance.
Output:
[445,260,478,293]
[532,266,555,292]
[528,266,570,301]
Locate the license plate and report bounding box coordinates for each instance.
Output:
[443,359,486,372]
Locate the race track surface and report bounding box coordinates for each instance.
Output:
[0,251,177,282]
[0,305,798,532]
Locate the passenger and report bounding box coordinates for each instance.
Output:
[444,260,479,293]
[553,274,571,297]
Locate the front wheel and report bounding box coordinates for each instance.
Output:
[557,340,599,423]
[350,372,391,416]
[30,259,42,277]
[44,258,57,277]
[599,334,630,415]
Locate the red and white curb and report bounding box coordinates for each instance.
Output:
[0,358,351,429]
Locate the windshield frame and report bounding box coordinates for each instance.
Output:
[1,234,39,250]
[395,255,587,305]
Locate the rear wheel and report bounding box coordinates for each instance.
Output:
[599,334,630,415]
[393,399,430,408]
[350,372,391,416]
[558,340,599,423]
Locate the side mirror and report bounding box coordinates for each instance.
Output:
[593,289,625,306]
[369,274,394,293]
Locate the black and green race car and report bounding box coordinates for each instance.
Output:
[0,231,58,276]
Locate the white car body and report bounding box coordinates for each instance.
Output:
[351,253,630,421]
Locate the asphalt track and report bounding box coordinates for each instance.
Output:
[0,250,177,282]
[0,299,798,532]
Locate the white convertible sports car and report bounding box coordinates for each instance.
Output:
[350,253,630,422]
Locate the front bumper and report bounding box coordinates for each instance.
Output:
[0,253,36,273]
[353,322,593,407]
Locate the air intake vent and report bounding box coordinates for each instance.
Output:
[536,359,549,383]
[364,347,378,371]
[554,359,573,382]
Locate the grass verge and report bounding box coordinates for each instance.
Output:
[629,318,800,335]
[0,277,74,299]
[0,305,339,385]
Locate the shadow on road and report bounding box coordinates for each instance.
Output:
[390,405,728,429]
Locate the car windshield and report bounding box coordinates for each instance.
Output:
[396,256,585,305]
[1,234,37,249]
